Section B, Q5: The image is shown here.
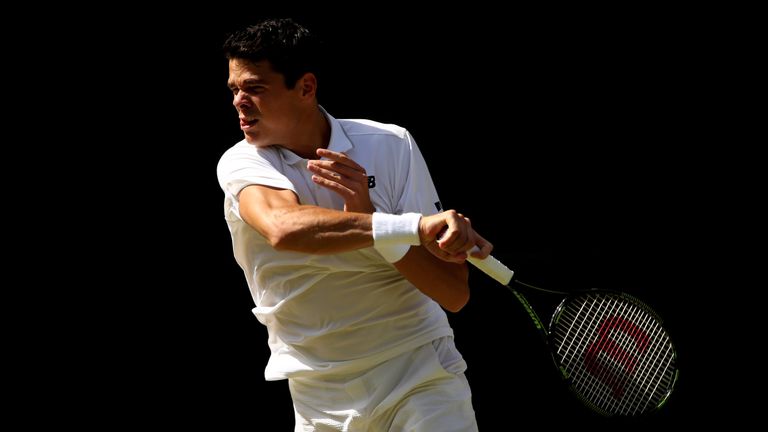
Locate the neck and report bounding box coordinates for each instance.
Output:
[286,106,331,160]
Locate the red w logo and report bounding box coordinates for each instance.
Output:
[583,316,650,399]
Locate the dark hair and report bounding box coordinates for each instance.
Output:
[223,18,321,89]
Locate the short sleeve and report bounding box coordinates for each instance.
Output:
[216,144,295,199]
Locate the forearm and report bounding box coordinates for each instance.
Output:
[239,185,374,254]
[394,246,470,312]
[246,204,373,254]
[239,185,487,265]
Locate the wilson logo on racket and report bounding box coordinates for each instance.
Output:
[583,315,650,400]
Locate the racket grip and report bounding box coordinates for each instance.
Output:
[466,246,514,285]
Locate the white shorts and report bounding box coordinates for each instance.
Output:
[289,336,478,431]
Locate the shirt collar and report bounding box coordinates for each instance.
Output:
[280,105,352,165]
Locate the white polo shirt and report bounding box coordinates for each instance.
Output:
[217,107,452,380]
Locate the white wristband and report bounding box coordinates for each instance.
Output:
[372,212,422,246]
[372,212,422,263]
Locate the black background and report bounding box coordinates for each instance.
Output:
[43,4,738,429]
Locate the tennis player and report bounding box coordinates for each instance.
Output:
[217,18,492,431]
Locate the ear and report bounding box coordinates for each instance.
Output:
[298,73,317,99]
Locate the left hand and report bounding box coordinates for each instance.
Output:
[419,210,493,263]
[307,148,375,213]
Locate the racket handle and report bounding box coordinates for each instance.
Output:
[466,246,514,285]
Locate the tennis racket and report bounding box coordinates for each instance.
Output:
[467,250,677,416]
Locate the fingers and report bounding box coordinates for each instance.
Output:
[315,148,368,177]
[308,163,356,193]
[423,240,468,264]
[308,149,374,213]
[469,232,493,260]
[307,151,361,193]
[436,211,473,255]
[308,150,367,185]
[309,170,354,195]
[420,210,492,263]
[308,161,367,184]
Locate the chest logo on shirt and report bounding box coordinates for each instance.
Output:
[368,176,376,188]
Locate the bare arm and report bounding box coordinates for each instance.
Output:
[394,210,492,312]
[307,149,493,311]
[239,182,489,260]
[394,246,470,312]
[238,184,373,254]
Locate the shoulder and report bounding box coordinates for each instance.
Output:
[337,118,409,141]
[217,140,281,177]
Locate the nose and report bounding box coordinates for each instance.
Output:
[232,90,251,110]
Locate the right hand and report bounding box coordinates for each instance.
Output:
[419,210,493,263]
[308,148,374,213]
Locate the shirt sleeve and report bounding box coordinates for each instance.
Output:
[395,131,442,217]
[216,145,296,199]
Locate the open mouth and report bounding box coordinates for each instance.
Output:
[240,118,259,129]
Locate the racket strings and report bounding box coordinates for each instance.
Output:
[568,297,671,415]
[597,301,664,414]
[614,304,675,414]
[557,296,641,414]
[550,292,676,416]
[577,297,673,415]
[585,298,651,413]
[633,326,675,413]
[561,297,632,409]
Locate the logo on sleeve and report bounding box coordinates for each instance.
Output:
[434,201,442,211]
[368,176,376,188]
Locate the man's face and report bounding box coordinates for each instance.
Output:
[227,58,302,147]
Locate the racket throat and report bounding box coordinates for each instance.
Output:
[508,287,547,337]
